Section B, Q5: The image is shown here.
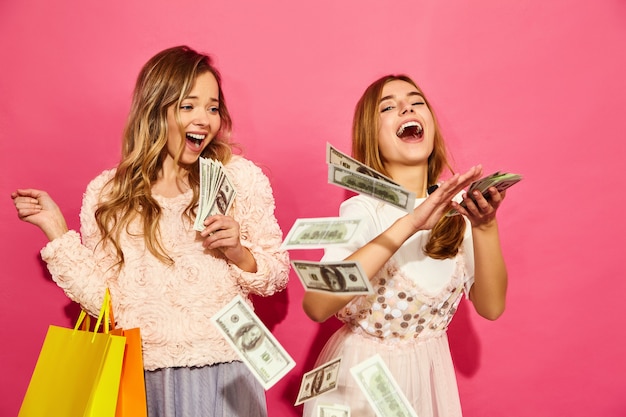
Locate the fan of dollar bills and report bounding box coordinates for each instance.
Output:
[193,157,237,231]
[446,171,522,216]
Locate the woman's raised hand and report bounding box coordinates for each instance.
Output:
[11,189,69,241]
[451,185,506,230]
[409,165,483,231]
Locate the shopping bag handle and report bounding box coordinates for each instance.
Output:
[72,288,113,342]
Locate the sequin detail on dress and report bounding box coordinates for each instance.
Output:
[338,249,467,343]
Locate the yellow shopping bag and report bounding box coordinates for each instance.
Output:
[19,290,126,417]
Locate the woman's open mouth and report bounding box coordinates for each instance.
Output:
[396,121,424,140]
[186,133,207,150]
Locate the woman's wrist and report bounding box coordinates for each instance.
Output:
[472,218,499,234]
[43,221,69,241]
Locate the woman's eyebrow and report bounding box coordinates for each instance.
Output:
[379,91,423,103]
[183,95,220,103]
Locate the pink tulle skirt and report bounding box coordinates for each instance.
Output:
[302,325,463,417]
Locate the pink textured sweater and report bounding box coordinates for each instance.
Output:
[40,155,290,370]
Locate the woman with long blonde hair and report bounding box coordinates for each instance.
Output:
[12,45,289,417]
[302,75,509,416]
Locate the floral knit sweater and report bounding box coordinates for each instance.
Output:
[40,155,290,371]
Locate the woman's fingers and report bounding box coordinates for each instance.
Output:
[200,215,242,249]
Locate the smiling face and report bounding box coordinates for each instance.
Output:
[165,71,222,166]
[377,79,435,172]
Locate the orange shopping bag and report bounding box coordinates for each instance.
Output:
[108,294,147,417]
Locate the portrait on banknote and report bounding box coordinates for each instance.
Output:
[320,265,347,291]
[236,323,264,352]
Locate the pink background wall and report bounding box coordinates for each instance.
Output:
[1,0,625,416]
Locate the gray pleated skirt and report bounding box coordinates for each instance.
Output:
[144,361,267,417]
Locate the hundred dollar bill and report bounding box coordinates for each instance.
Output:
[207,169,236,217]
[292,260,373,295]
[350,354,418,417]
[326,143,399,186]
[294,357,342,405]
[211,295,296,390]
[194,157,237,231]
[280,217,364,250]
[446,171,522,217]
[328,164,415,212]
[316,404,351,417]
[195,157,218,230]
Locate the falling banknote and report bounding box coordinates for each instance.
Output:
[328,164,415,212]
[211,295,295,390]
[326,143,399,186]
[316,404,351,417]
[280,217,364,250]
[350,354,418,417]
[291,260,373,295]
[295,357,342,405]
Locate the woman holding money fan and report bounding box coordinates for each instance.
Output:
[302,75,508,417]
[12,45,289,417]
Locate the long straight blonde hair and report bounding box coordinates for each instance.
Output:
[95,46,234,267]
[352,75,465,259]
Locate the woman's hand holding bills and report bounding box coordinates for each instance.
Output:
[409,165,483,232]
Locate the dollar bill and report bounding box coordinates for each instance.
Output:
[326,143,399,186]
[292,260,373,295]
[328,164,415,212]
[295,357,342,405]
[280,217,364,250]
[316,404,351,417]
[211,295,296,390]
[194,157,237,231]
[446,171,522,216]
[207,169,236,217]
[350,354,418,417]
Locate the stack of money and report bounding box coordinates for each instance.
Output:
[326,143,416,212]
[193,157,237,231]
[446,171,522,216]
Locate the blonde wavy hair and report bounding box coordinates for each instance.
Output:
[352,75,465,259]
[95,45,234,268]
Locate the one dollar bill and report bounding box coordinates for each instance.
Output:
[211,295,295,390]
[292,260,373,295]
[350,354,418,417]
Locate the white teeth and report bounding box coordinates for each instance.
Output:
[396,121,423,137]
[187,133,206,140]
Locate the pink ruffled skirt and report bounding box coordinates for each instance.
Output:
[302,325,463,417]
